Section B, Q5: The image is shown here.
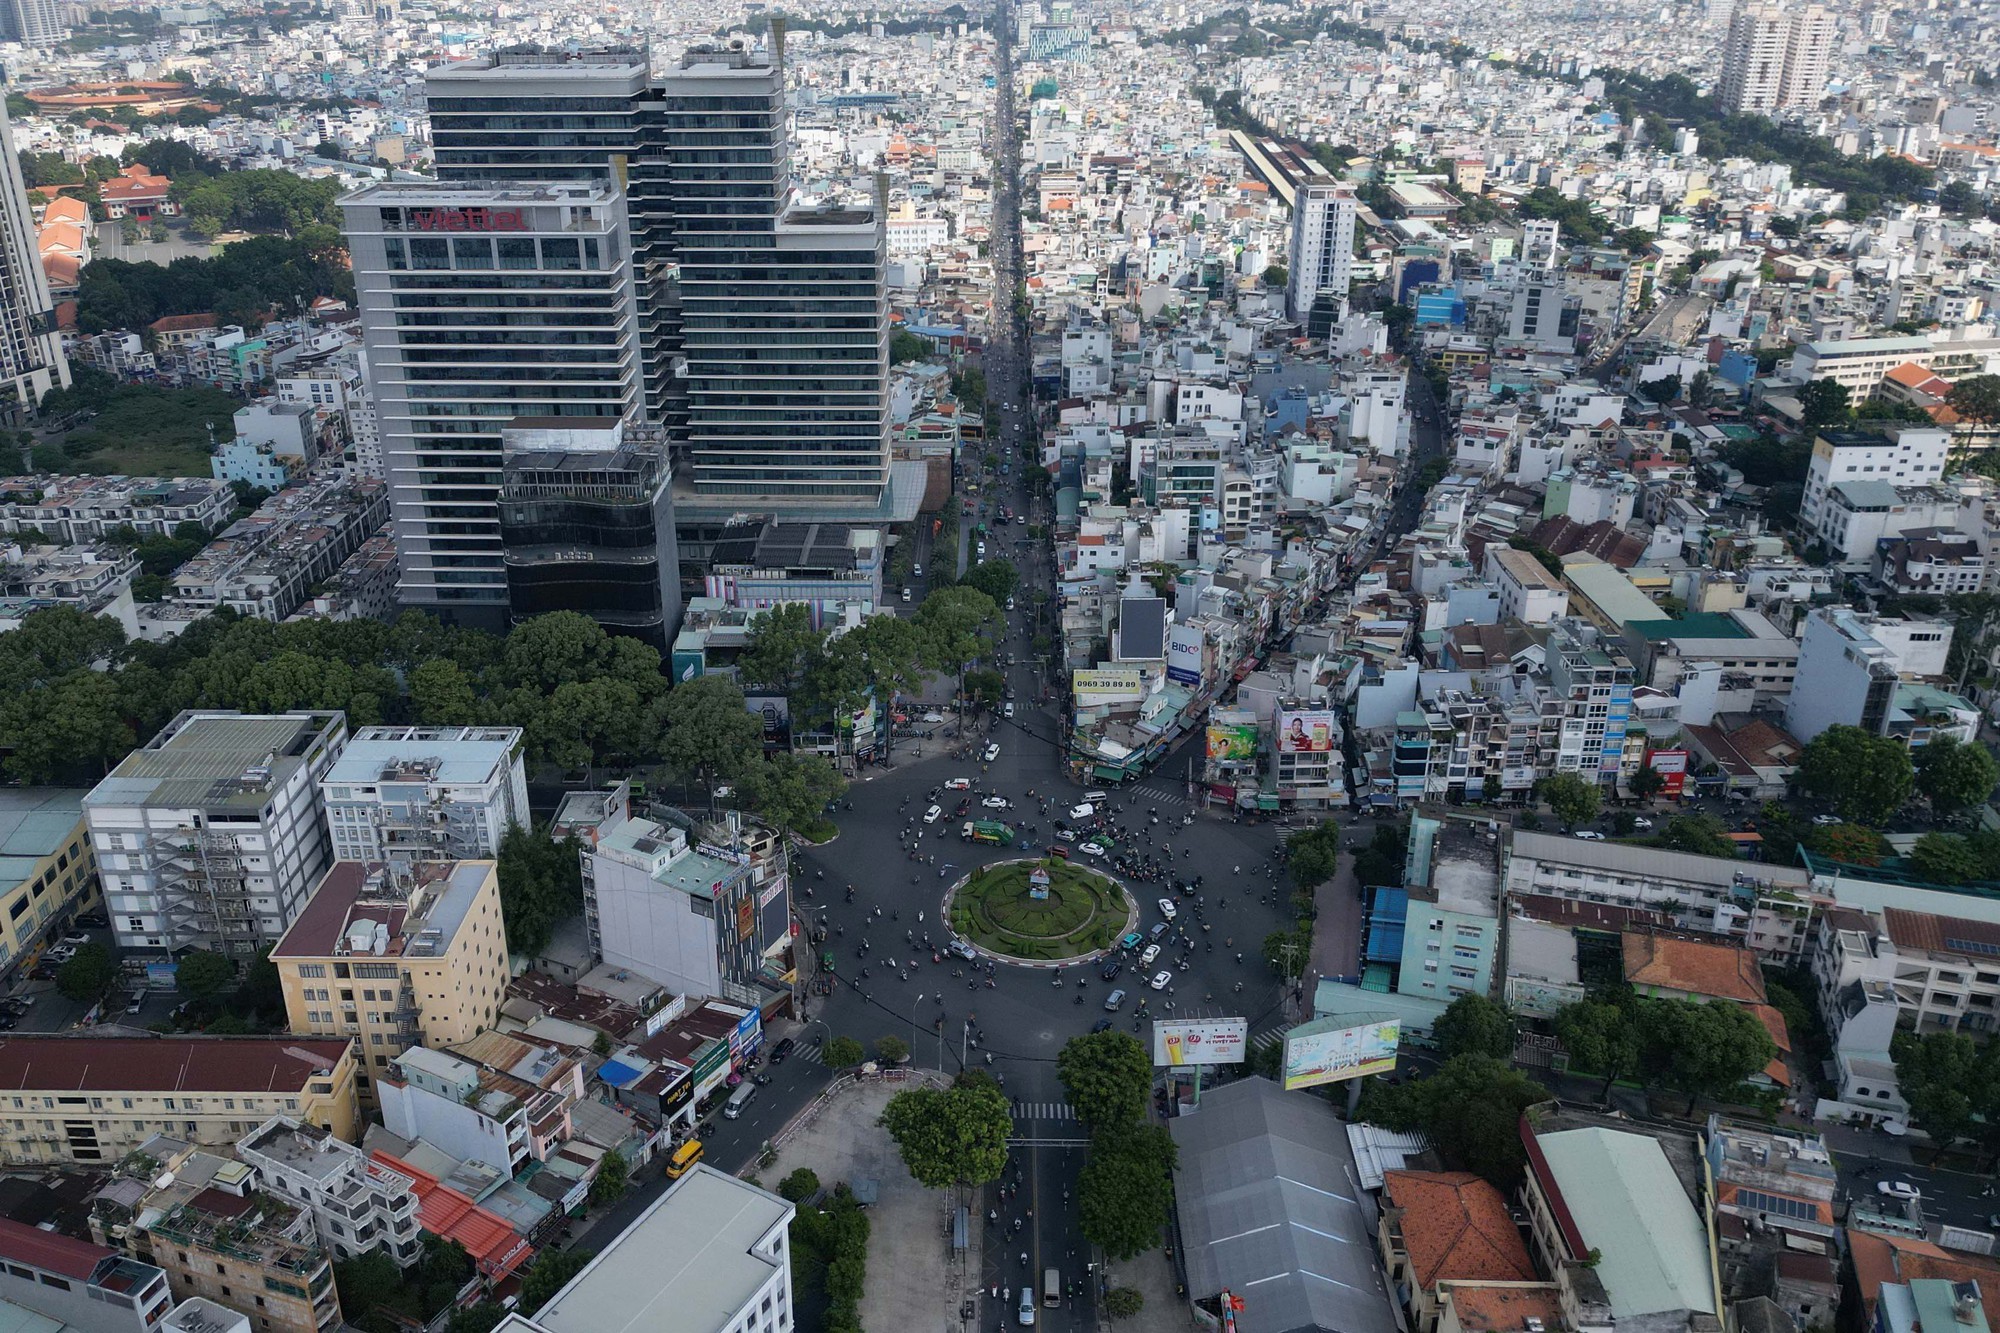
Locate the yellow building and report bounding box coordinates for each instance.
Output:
[144,1193,342,1333]
[0,1036,359,1164]
[272,860,509,1105]
[0,789,100,978]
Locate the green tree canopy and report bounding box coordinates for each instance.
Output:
[960,559,1020,604]
[1911,831,1986,884]
[57,943,116,1003]
[1892,1029,1995,1153]
[777,1167,822,1201]
[517,1249,594,1315]
[657,676,765,794]
[738,751,848,836]
[1284,819,1342,889]
[588,1149,629,1206]
[175,949,234,1000]
[879,1073,1012,1188]
[821,1036,865,1068]
[1640,998,1777,1113]
[1798,378,1853,432]
[1554,998,1643,1097]
[1796,725,1915,825]
[1913,737,2000,820]
[1540,771,1601,830]
[495,824,584,956]
[1358,1054,1549,1187]
[1056,1030,1153,1131]
[1432,994,1515,1061]
[736,603,825,694]
[1077,1122,1177,1261]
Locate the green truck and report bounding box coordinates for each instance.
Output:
[961,820,1016,845]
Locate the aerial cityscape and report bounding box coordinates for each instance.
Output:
[0,0,1994,1330]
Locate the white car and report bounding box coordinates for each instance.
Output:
[1574,830,1605,841]
[983,742,1001,762]
[922,711,945,724]
[1140,944,1161,966]
[982,796,1011,810]
[1068,804,1097,821]
[1812,814,1843,827]
[1078,841,1106,859]
[1003,702,1016,718]
[1150,970,1173,991]
[1631,816,1654,830]
[1056,828,1078,842]
[923,805,942,824]
[1158,898,1178,919]
[944,777,972,791]
[1877,1179,1922,1200]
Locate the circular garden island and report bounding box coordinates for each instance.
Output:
[945,858,1137,964]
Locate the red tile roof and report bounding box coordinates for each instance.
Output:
[0,1216,112,1280]
[1384,1171,1538,1289]
[0,1036,351,1094]
[1882,906,2000,958]
[1622,932,1768,1004]
[372,1151,532,1280]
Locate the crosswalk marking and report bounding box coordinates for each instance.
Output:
[1011,1099,1076,1122]
[1251,1026,1288,1051]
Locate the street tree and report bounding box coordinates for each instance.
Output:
[1077,1123,1177,1261]
[842,615,929,750]
[1914,737,2000,820]
[0,669,137,783]
[1262,927,1310,979]
[777,1168,821,1202]
[1630,764,1666,803]
[656,676,765,799]
[1892,1029,1993,1156]
[873,1034,909,1064]
[914,586,1000,707]
[1640,999,1776,1114]
[1795,725,1915,825]
[1432,994,1515,1061]
[1553,998,1643,1098]
[960,559,1019,604]
[588,1150,629,1206]
[1945,374,2000,469]
[1540,771,1601,830]
[501,611,621,692]
[736,603,825,694]
[518,1250,594,1314]
[56,943,115,1003]
[821,1036,865,1068]
[1284,819,1342,888]
[1351,823,1409,887]
[1356,1054,1548,1188]
[1637,374,1681,405]
[175,949,234,1001]
[407,658,480,726]
[1911,832,1985,884]
[1056,1030,1153,1131]
[879,1074,1012,1188]
[1655,812,1737,858]
[738,751,847,837]
[1103,1288,1144,1319]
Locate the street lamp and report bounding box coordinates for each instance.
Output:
[912,993,925,1055]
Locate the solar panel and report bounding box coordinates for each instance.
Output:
[1734,1188,1818,1221]
[1945,938,2000,957]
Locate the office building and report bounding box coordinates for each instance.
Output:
[1784,607,1951,743]
[505,1164,794,1333]
[497,419,683,648]
[0,105,70,413]
[0,1035,360,1164]
[0,1217,173,1333]
[0,788,99,980]
[1287,183,1357,335]
[236,1116,423,1267]
[85,711,346,957]
[272,860,509,1099]
[144,1190,344,1333]
[581,810,786,1005]
[320,727,529,863]
[1798,426,1949,531]
[341,180,642,625]
[0,0,59,45]
[1718,5,1835,114]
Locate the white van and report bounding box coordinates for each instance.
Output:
[723,1083,756,1119]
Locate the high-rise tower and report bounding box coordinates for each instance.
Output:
[0,105,68,415]
[1286,183,1357,338]
[1718,5,1834,116]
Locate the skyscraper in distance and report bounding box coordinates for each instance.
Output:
[1718,5,1834,115]
[1287,183,1357,338]
[0,104,69,416]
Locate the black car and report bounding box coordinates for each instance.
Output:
[1098,960,1123,982]
[1090,1018,1113,1033]
[768,1037,796,1064]
[74,913,108,929]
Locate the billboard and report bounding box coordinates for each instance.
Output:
[1167,623,1204,686]
[1206,724,1258,762]
[744,695,791,750]
[1073,668,1145,707]
[1644,747,1689,797]
[1276,709,1338,755]
[1281,1017,1401,1090]
[1152,1017,1248,1067]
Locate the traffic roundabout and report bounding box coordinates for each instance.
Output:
[943,857,1137,966]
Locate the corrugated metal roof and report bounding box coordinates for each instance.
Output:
[1537,1128,1716,1319]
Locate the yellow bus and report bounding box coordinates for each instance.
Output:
[665,1139,703,1179]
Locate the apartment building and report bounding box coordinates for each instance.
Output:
[0,1036,359,1164]
[319,727,528,863]
[236,1116,422,1267]
[168,476,390,623]
[1813,904,2000,1036]
[1786,336,1936,395]
[377,1041,583,1178]
[86,711,346,957]
[272,860,509,1099]
[0,787,98,980]
[0,542,141,632]
[1798,426,1948,532]
[1718,5,1834,114]
[0,475,234,544]
[145,1189,343,1333]
[1784,607,1952,744]
[1503,829,1815,958]
[1484,546,1568,625]
[0,1217,174,1333]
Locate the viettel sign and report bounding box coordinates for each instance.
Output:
[409,207,528,232]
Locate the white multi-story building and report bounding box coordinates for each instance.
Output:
[1286,184,1356,330]
[237,1117,424,1267]
[1812,904,2000,1038]
[85,711,346,956]
[1799,425,1949,530]
[1718,4,1835,114]
[0,105,69,413]
[341,180,642,627]
[1485,546,1570,625]
[377,1041,585,1178]
[1784,607,1952,743]
[320,726,529,862]
[513,1165,794,1333]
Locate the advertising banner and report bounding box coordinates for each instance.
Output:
[1205,724,1259,762]
[1276,709,1338,754]
[1073,668,1145,707]
[1644,747,1689,796]
[1167,622,1204,686]
[1281,1017,1400,1090]
[1151,1017,1248,1067]
[744,695,792,750]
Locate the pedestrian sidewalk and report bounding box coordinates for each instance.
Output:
[1099,1243,1196,1329]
